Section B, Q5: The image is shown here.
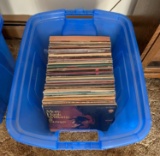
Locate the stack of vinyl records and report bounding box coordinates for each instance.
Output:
[42,36,116,132]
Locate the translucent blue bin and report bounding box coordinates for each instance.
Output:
[0,15,14,123]
[6,9,151,150]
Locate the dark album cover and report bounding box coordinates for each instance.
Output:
[44,105,116,132]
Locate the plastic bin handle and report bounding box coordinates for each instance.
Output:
[65,9,93,16]
[57,141,101,150]
[57,130,101,150]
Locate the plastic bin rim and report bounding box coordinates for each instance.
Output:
[24,9,132,23]
[0,15,3,31]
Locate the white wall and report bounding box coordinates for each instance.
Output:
[133,0,160,16]
[0,0,136,15]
